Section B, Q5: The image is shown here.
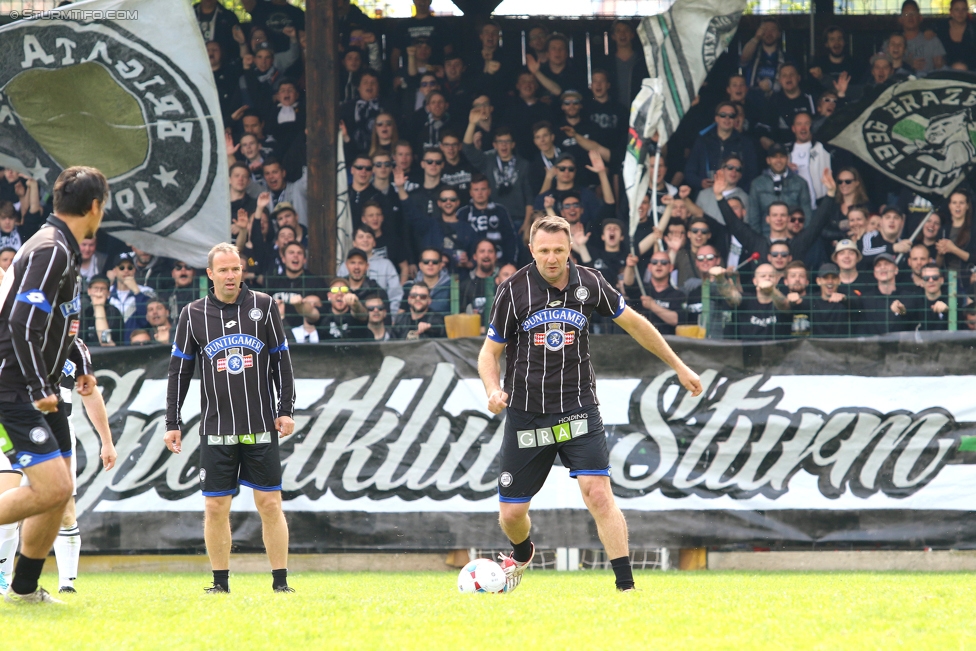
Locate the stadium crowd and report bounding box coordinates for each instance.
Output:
[4,0,976,342]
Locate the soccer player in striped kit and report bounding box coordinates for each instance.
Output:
[479,215,702,592]
[165,243,296,594]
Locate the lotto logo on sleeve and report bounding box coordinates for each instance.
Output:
[517,419,588,448]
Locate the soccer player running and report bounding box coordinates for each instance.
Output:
[479,216,702,592]
[0,167,107,604]
[165,243,296,594]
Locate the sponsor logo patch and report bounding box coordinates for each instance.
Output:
[517,419,588,448]
[69,319,79,336]
[60,294,81,317]
[225,320,237,328]
[533,325,575,351]
[499,472,513,487]
[217,353,252,374]
[575,286,589,302]
[203,334,265,358]
[29,427,48,444]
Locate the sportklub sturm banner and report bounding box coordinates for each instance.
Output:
[68,336,976,553]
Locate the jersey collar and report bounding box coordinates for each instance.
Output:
[208,282,250,307]
[46,214,81,258]
[529,259,581,293]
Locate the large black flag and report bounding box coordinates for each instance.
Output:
[819,72,976,200]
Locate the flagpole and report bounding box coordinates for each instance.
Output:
[896,210,934,265]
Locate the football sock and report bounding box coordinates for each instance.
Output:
[511,536,533,563]
[610,556,635,590]
[212,569,229,590]
[53,523,81,588]
[0,522,18,578]
[10,554,45,595]
[272,568,288,589]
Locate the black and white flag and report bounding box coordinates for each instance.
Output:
[820,72,976,199]
[0,0,228,266]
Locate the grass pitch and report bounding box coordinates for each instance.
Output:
[5,570,976,650]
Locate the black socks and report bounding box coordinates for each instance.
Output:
[11,554,45,595]
[511,536,533,563]
[212,569,229,590]
[272,568,288,590]
[610,556,634,590]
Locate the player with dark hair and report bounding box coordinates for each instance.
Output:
[478,215,702,592]
[0,166,108,604]
[165,242,296,594]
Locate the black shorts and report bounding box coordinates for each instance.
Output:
[498,404,610,503]
[198,432,282,497]
[0,400,72,471]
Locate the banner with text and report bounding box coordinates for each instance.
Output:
[72,336,976,552]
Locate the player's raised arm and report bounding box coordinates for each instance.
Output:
[7,244,69,408]
[614,306,702,396]
[165,304,198,452]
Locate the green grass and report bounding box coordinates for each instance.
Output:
[5,571,976,650]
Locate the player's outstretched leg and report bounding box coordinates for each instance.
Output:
[203,495,232,594]
[254,489,292,593]
[53,497,80,593]
[497,502,535,592]
[578,475,634,591]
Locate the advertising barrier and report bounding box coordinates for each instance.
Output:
[71,335,976,552]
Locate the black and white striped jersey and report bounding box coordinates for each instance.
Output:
[60,338,94,400]
[0,216,82,403]
[166,286,295,436]
[487,260,626,414]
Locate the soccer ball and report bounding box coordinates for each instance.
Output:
[457,558,507,594]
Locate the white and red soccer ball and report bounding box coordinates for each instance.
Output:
[457,558,506,594]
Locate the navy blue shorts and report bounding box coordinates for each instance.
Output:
[498,404,610,503]
[0,400,71,471]
[198,432,282,497]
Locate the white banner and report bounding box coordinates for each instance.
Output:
[0,0,228,267]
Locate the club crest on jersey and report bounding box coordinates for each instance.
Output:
[249,308,263,321]
[534,323,575,351]
[575,286,590,302]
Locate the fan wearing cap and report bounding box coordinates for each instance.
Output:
[337,227,402,314]
[856,253,925,335]
[779,262,853,337]
[554,89,610,189]
[80,275,125,347]
[108,252,155,344]
[271,202,306,248]
[746,143,812,236]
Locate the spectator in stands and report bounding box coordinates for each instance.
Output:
[716,262,790,340]
[935,190,975,277]
[370,151,406,234]
[919,263,969,330]
[502,73,551,158]
[229,162,257,224]
[415,186,476,270]
[268,79,303,154]
[883,33,917,80]
[361,200,409,283]
[265,224,295,278]
[241,0,304,53]
[407,247,452,315]
[685,101,758,193]
[767,240,793,283]
[622,250,684,335]
[442,53,474,117]
[289,294,329,343]
[363,293,393,341]
[208,41,242,125]
[554,90,610,189]
[811,90,839,135]
[808,26,857,92]
[861,206,911,269]
[458,174,519,266]
[438,130,473,193]
[935,0,976,69]
[347,153,380,226]
[906,243,932,288]
[338,227,403,313]
[405,36,441,80]
[527,24,549,66]
[402,73,440,123]
[271,202,305,247]
[261,157,307,226]
[338,47,365,103]
[915,211,943,261]
[865,53,895,91]
[268,245,325,328]
[109,252,154,343]
[459,239,499,317]
[788,112,830,207]
[389,0,450,73]
[320,278,368,340]
[464,95,495,151]
[673,216,714,288]
[535,151,607,230]
[0,247,15,272]
[832,239,865,293]
[585,69,628,164]
[601,20,648,108]
[496,262,518,287]
[899,0,945,75]
[528,121,562,195]
[844,205,870,243]
[467,20,515,103]
[78,236,106,286]
[393,283,445,340]
[401,144,445,231]
[463,123,533,234]
[369,112,399,158]
[410,91,455,153]
[239,35,299,118]
[146,300,173,345]
[129,246,170,290]
[690,155,749,225]
[81,275,124,347]
[160,260,198,319]
[128,329,153,346]
[747,144,812,236]
[0,203,24,251]
[858,253,925,335]
[682,244,722,326]
[778,260,810,335]
[236,134,265,182]
[339,70,386,156]
[740,18,785,91]
[758,64,815,148]
[576,218,627,287]
[195,0,240,66]
[528,33,583,98]
[782,262,851,337]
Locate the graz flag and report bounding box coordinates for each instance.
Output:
[624,79,663,239]
[637,0,745,146]
[820,72,976,199]
[0,0,227,266]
